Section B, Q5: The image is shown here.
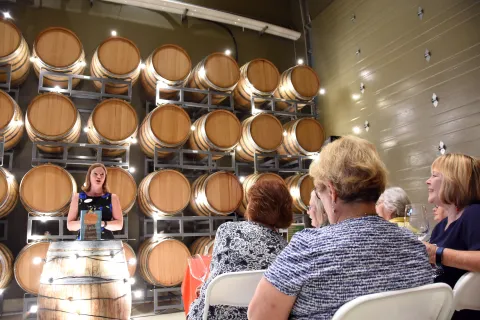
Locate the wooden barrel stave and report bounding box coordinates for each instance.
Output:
[0,90,24,151]
[38,240,131,320]
[235,114,284,162]
[14,241,50,295]
[190,171,243,216]
[19,164,77,216]
[190,237,215,256]
[87,98,138,156]
[138,238,190,287]
[273,65,320,111]
[0,19,31,87]
[139,104,191,158]
[0,167,18,219]
[0,243,14,290]
[140,44,191,100]
[123,242,137,277]
[25,93,81,153]
[277,118,325,156]
[90,37,141,95]
[138,170,191,217]
[185,53,240,105]
[237,172,285,216]
[186,109,241,160]
[233,59,280,111]
[106,167,137,215]
[32,27,86,89]
[285,174,314,213]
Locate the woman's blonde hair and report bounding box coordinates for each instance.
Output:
[309,135,387,203]
[432,154,480,209]
[82,163,110,193]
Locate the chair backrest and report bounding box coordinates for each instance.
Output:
[202,270,264,320]
[453,272,480,311]
[331,283,454,320]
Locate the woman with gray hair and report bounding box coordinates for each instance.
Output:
[376,187,411,225]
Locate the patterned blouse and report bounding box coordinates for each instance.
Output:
[188,221,287,320]
[265,216,434,320]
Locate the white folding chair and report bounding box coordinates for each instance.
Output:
[453,272,480,311]
[331,283,454,320]
[202,270,264,320]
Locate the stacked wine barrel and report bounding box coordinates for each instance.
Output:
[14,241,50,295]
[0,90,24,151]
[0,18,30,87]
[106,167,137,215]
[0,167,18,219]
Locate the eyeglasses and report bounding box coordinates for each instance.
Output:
[314,188,321,200]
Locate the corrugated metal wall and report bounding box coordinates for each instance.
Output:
[312,0,480,203]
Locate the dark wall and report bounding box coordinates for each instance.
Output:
[0,0,301,302]
[311,0,480,204]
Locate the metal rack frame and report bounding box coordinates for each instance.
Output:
[0,65,12,92]
[38,69,132,101]
[26,215,129,242]
[153,287,183,313]
[140,214,237,240]
[31,141,130,172]
[250,94,317,119]
[22,293,38,319]
[144,146,236,176]
[155,83,235,113]
[253,152,316,173]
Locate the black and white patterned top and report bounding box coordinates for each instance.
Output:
[265,215,434,320]
[188,221,287,320]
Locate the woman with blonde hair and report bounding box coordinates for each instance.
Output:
[425,153,480,319]
[249,136,432,320]
[67,163,123,239]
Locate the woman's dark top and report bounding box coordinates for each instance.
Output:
[77,191,114,240]
[430,203,480,320]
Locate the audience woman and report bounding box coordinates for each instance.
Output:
[248,136,433,320]
[376,187,411,226]
[425,153,480,319]
[188,180,293,320]
[432,205,447,222]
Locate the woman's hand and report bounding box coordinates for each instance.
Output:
[422,241,437,264]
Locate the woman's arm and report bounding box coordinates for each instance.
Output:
[248,278,296,320]
[67,193,81,231]
[424,242,480,272]
[104,194,123,231]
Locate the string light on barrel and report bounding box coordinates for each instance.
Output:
[3,12,11,19]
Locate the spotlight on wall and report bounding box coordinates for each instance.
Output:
[0,289,4,295]
[297,58,304,65]
[139,63,146,70]
[283,131,287,137]
[129,167,136,173]
[134,290,143,298]
[239,176,245,183]
[129,277,136,285]
[225,49,232,56]
[30,56,37,62]
[236,146,241,151]
[83,127,90,133]
[29,305,38,313]
[3,12,12,19]
[111,30,117,36]
[352,94,361,101]
[54,86,61,93]
[190,125,196,131]
[130,137,138,144]
[80,61,87,67]
[319,88,326,95]
[352,126,361,134]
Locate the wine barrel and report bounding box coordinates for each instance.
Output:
[187,110,241,160]
[106,167,137,215]
[237,172,285,216]
[190,171,243,216]
[236,114,284,162]
[185,53,240,104]
[233,59,280,110]
[138,169,190,217]
[285,174,314,213]
[190,237,215,256]
[87,98,138,156]
[32,27,86,89]
[0,167,18,219]
[20,164,77,216]
[0,18,31,87]
[25,93,81,153]
[274,65,320,111]
[140,44,191,100]
[0,243,13,290]
[138,238,190,287]
[123,242,137,277]
[91,36,141,95]
[277,118,325,156]
[139,104,191,158]
[38,240,131,319]
[14,241,50,295]
[0,89,24,151]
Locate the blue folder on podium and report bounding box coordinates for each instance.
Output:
[79,210,102,240]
